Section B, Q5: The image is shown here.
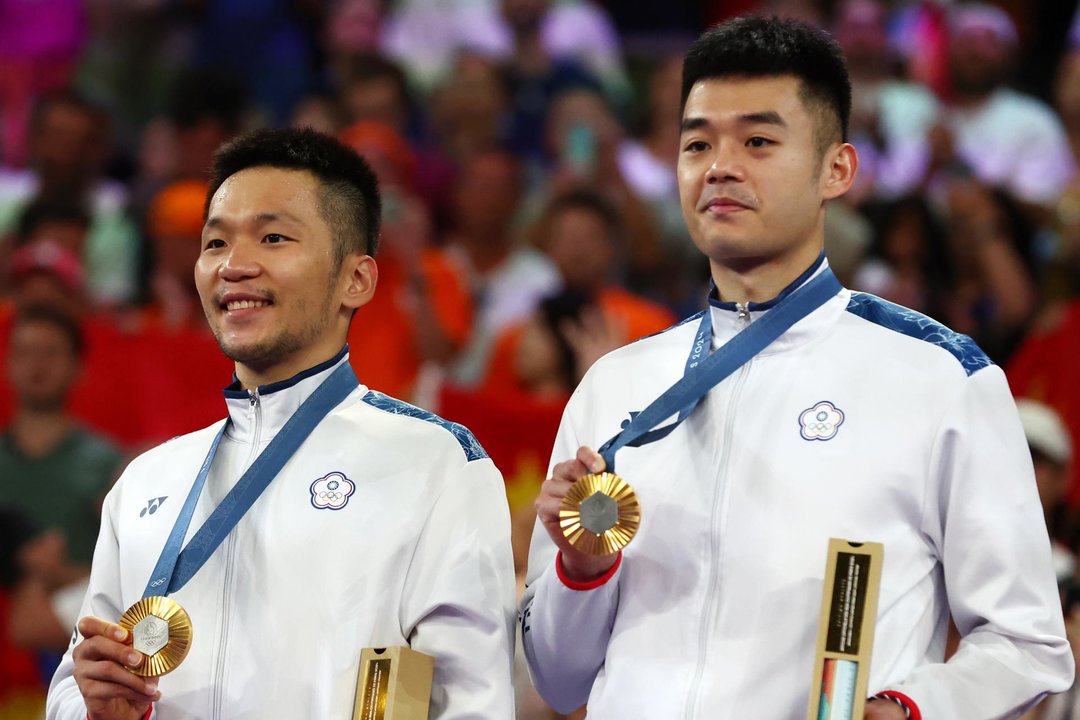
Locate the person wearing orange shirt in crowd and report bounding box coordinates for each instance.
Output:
[116,180,235,446]
[484,188,676,395]
[339,121,472,402]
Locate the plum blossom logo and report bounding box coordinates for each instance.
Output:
[799,401,845,441]
[310,472,355,510]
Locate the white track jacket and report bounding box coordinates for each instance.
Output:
[48,350,516,719]
[521,261,1073,719]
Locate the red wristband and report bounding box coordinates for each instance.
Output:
[872,690,921,720]
[555,551,622,591]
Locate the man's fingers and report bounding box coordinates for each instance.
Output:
[77,616,128,643]
[77,657,159,697]
[74,634,143,669]
[575,446,605,474]
[551,458,591,483]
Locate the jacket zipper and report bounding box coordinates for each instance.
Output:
[211,390,262,719]
[684,305,753,718]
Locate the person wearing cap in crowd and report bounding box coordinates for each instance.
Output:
[6,241,86,318]
[924,2,1076,211]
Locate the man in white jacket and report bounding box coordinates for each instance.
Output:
[47,128,516,719]
[522,15,1073,720]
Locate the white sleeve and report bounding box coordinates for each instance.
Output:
[399,456,516,720]
[46,483,127,719]
[518,393,622,714]
[888,365,1074,717]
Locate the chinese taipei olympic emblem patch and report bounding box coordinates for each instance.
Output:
[799,401,845,441]
[310,471,356,510]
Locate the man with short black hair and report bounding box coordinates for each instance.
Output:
[522,15,1071,719]
[47,128,516,719]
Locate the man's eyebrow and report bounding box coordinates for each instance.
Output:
[739,111,787,128]
[680,117,709,133]
[202,211,306,231]
[680,111,788,133]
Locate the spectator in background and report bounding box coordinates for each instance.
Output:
[0,306,122,568]
[942,179,1037,362]
[541,87,662,295]
[1009,298,1080,507]
[925,3,1076,215]
[0,198,90,309]
[380,0,628,103]
[1015,398,1076,584]
[341,121,474,402]
[447,148,561,387]
[1017,399,1080,720]
[833,0,941,203]
[485,190,675,396]
[336,52,413,137]
[0,507,50,719]
[4,241,86,321]
[335,52,456,222]
[1049,44,1080,295]
[142,180,211,332]
[0,92,139,306]
[119,179,234,446]
[855,193,955,323]
[430,53,511,171]
[618,54,707,314]
[0,0,85,168]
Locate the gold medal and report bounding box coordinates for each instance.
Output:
[118,596,193,677]
[559,472,641,556]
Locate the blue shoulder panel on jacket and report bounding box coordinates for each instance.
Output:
[361,390,489,461]
[845,292,993,377]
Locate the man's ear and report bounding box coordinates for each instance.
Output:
[341,254,378,313]
[822,142,858,201]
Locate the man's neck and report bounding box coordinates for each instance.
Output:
[710,244,824,304]
[11,408,73,458]
[234,343,345,392]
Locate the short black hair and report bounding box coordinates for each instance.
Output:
[11,304,85,358]
[207,127,382,260]
[681,15,851,152]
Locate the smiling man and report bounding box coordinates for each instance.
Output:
[46,128,516,719]
[521,15,1072,719]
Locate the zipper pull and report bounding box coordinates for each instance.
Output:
[736,302,751,324]
[247,390,259,417]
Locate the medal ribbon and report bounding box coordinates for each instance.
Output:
[143,360,359,597]
[597,265,841,472]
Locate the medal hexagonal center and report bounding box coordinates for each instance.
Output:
[132,614,170,657]
[579,491,618,535]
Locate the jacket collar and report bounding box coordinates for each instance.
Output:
[222,346,352,442]
[706,253,846,352]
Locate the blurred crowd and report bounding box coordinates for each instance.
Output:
[4,0,1080,717]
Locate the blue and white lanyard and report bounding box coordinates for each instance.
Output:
[142,362,359,597]
[596,267,841,472]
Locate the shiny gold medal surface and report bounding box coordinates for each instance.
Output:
[118,596,192,676]
[559,472,641,555]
